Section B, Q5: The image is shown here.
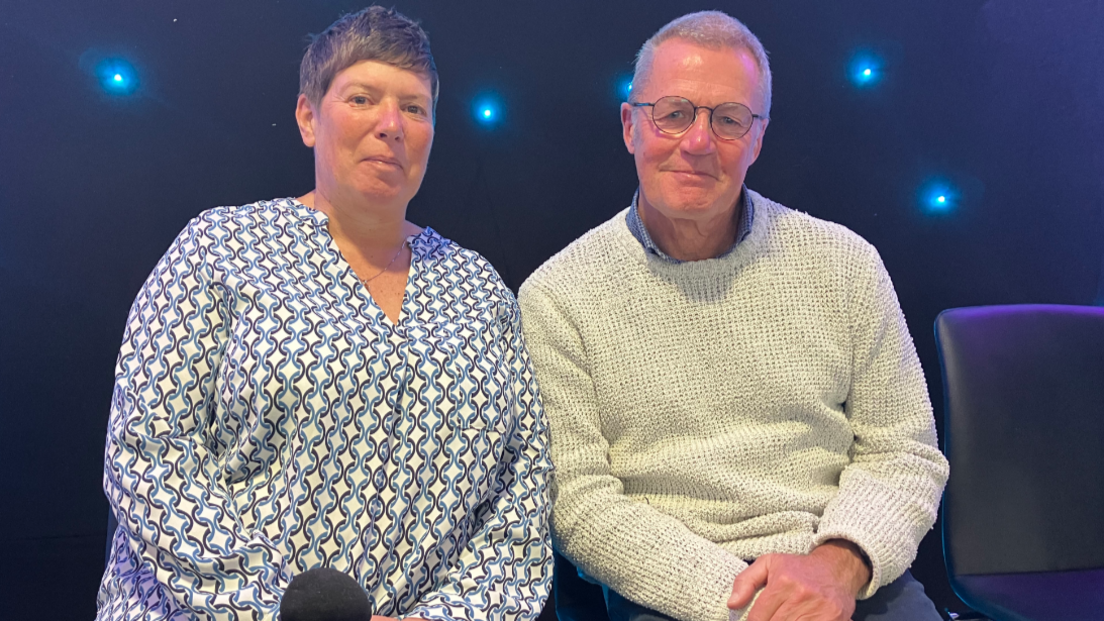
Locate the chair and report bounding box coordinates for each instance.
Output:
[552,550,609,621]
[935,304,1104,621]
[106,509,118,565]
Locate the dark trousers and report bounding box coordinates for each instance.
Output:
[604,571,942,621]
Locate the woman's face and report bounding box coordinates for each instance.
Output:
[297,60,435,211]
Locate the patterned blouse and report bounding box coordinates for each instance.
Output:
[96,199,552,621]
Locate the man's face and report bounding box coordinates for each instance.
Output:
[296,60,435,210]
[621,39,768,223]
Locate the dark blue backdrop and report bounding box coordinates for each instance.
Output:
[2,0,1102,618]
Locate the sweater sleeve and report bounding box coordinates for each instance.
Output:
[519,280,748,621]
[100,217,290,620]
[406,298,554,621]
[812,244,950,599]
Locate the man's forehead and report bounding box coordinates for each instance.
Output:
[651,39,757,75]
[640,39,763,102]
[658,43,712,71]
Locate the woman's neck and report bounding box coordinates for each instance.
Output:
[299,189,417,255]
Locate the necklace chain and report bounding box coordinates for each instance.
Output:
[358,240,408,292]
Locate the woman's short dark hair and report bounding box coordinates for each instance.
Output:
[299,6,438,112]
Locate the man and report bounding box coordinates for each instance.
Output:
[518,11,948,621]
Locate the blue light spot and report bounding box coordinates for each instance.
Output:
[95,58,138,95]
[921,181,958,213]
[618,75,634,101]
[473,96,502,126]
[855,65,877,84]
[849,53,882,87]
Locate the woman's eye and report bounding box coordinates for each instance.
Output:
[351,95,370,105]
[406,105,427,116]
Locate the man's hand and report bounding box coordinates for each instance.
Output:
[727,539,871,621]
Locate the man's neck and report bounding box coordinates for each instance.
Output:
[638,195,741,262]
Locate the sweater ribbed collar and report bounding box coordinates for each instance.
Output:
[625,185,755,264]
[616,189,770,282]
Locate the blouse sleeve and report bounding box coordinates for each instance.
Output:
[100,217,290,620]
[406,296,554,621]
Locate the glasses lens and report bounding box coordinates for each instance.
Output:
[711,103,754,139]
[651,97,695,133]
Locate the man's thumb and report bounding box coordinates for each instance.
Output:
[727,560,768,610]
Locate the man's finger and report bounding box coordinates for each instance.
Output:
[728,558,770,609]
[743,583,786,621]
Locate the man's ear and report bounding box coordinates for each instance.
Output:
[620,102,637,155]
[295,94,317,148]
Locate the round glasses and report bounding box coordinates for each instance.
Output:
[630,96,767,140]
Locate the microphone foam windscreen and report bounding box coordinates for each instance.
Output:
[280,567,373,621]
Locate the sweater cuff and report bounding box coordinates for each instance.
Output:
[810,531,882,600]
[728,588,763,621]
[813,471,939,598]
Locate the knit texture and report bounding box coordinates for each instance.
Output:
[518,190,949,621]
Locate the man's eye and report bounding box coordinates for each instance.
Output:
[406,105,427,116]
[350,95,370,105]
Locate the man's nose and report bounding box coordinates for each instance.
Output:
[680,108,716,154]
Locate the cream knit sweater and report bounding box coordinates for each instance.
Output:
[518,190,949,621]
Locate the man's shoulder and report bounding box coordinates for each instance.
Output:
[751,190,881,263]
[521,208,634,297]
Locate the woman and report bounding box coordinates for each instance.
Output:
[95,7,552,621]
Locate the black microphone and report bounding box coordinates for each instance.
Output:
[280,567,373,621]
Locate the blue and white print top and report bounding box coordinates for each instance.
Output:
[96,198,553,621]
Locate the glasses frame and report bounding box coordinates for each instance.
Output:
[629,96,768,141]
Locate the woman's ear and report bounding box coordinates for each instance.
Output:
[295,94,317,148]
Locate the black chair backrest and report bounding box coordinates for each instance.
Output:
[935,304,1104,577]
[106,508,118,566]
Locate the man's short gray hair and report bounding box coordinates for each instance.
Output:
[633,11,772,117]
[299,6,438,113]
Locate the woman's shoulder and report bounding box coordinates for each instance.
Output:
[413,228,517,303]
[412,227,489,270]
[188,197,317,229]
[171,198,324,251]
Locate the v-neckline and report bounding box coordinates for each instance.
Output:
[364,236,418,330]
[288,197,426,333]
